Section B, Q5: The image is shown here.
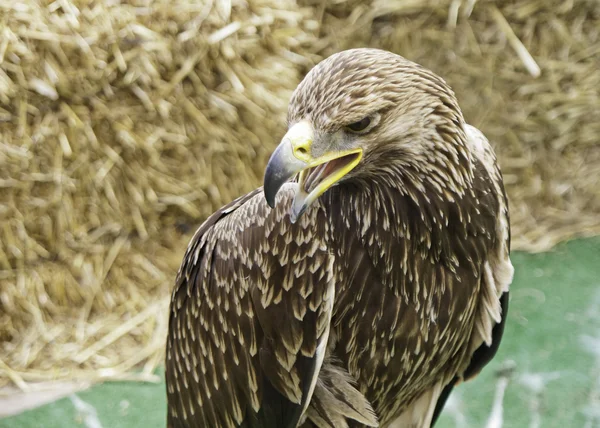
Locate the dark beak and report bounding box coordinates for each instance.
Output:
[263,121,363,223]
[263,122,312,208]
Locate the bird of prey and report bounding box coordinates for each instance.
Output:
[166,48,514,428]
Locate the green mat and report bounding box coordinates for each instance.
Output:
[3,238,599,428]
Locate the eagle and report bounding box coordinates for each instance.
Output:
[166,48,514,428]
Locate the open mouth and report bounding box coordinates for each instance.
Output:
[298,152,362,194]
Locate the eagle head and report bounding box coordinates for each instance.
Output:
[264,48,471,222]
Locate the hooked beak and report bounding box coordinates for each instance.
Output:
[263,120,362,223]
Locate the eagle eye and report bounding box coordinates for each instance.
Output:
[346,117,372,133]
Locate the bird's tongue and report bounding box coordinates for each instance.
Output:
[302,156,350,193]
[291,153,359,223]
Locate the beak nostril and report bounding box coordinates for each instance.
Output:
[296,147,308,156]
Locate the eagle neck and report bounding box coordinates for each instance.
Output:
[322,171,480,298]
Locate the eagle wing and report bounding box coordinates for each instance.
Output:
[166,185,336,428]
[431,124,514,426]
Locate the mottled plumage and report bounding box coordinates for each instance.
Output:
[166,48,513,428]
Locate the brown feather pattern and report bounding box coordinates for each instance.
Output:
[166,49,513,428]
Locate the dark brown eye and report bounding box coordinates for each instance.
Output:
[346,117,372,133]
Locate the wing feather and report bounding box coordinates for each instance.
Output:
[431,125,513,427]
[166,185,335,428]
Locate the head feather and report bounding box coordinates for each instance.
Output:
[287,48,473,195]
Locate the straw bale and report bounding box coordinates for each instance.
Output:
[0,0,598,387]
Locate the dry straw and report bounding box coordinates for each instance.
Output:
[0,0,599,389]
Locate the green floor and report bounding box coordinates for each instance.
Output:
[2,238,599,428]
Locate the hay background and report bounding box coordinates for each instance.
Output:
[0,0,599,389]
